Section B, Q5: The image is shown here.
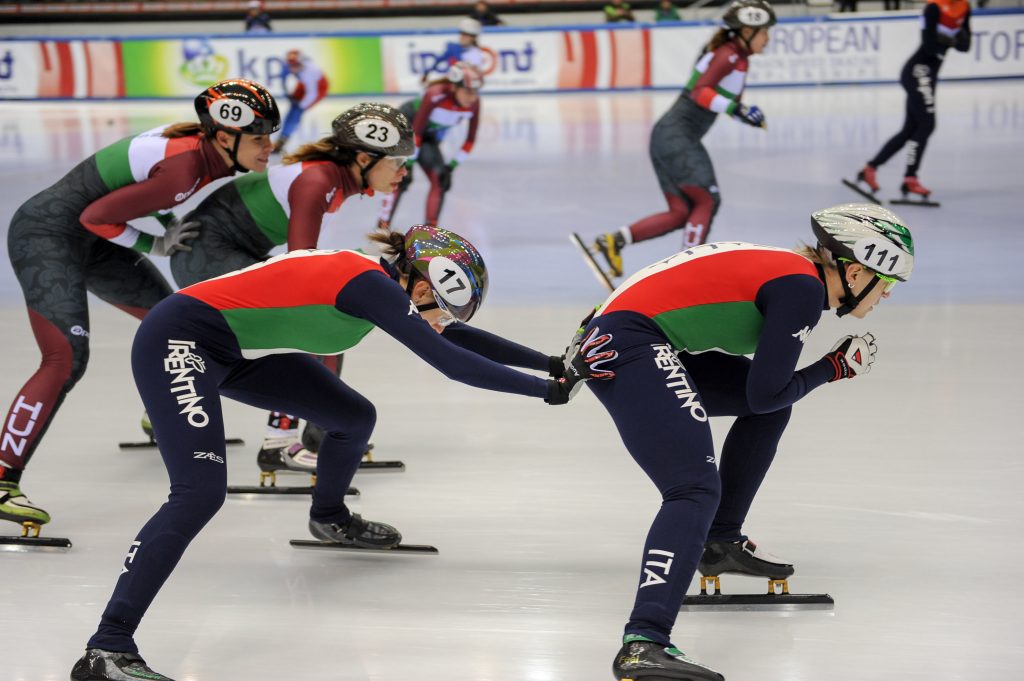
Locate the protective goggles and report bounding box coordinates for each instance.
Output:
[368,153,409,169]
[840,258,898,294]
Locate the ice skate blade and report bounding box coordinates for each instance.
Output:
[890,197,940,208]
[570,232,615,292]
[227,485,359,496]
[0,535,72,551]
[120,437,245,450]
[840,179,881,205]
[290,539,438,554]
[358,459,405,472]
[682,592,834,611]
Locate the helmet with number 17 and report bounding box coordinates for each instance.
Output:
[404,225,488,323]
[811,203,914,282]
[194,79,281,136]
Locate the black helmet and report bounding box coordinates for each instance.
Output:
[332,103,415,158]
[194,79,281,136]
[723,0,777,30]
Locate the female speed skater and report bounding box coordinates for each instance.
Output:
[272,49,329,154]
[0,79,279,538]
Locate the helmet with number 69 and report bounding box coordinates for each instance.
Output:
[811,203,914,282]
[194,79,281,136]
[331,103,415,157]
[404,225,488,323]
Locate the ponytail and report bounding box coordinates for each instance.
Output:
[163,122,205,138]
[706,28,734,52]
[368,229,410,272]
[283,136,360,166]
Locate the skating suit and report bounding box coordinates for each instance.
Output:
[170,160,363,287]
[584,242,836,643]
[630,40,751,248]
[869,0,971,177]
[1,126,231,476]
[281,59,329,140]
[86,248,551,653]
[380,82,480,225]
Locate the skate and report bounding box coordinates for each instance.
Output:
[891,175,940,207]
[120,412,243,450]
[569,232,616,292]
[612,635,724,681]
[226,436,359,496]
[70,648,174,681]
[682,539,832,609]
[301,422,404,472]
[291,513,437,554]
[840,165,881,205]
[0,480,71,550]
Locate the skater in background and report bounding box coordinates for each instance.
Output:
[851,0,971,203]
[595,204,914,681]
[468,1,504,27]
[598,202,917,679]
[273,49,329,154]
[170,102,412,483]
[423,17,486,82]
[69,225,608,681]
[244,0,271,33]
[0,80,279,537]
[379,62,482,228]
[655,0,681,22]
[584,0,775,287]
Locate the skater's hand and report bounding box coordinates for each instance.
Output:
[548,355,566,380]
[546,327,617,405]
[734,103,766,129]
[824,332,877,381]
[437,164,454,192]
[151,217,200,256]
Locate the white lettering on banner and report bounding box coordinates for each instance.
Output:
[164,340,209,428]
[1,396,45,458]
[652,345,708,422]
[121,540,141,575]
[640,549,675,588]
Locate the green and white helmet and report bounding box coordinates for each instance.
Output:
[811,203,914,282]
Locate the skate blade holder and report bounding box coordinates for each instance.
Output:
[890,197,941,208]
[227,472,360,497]
[290,539,438,555]
[569,232,616,292]
[358,448,405,472]
[681,575,835,611]
[0,521,72,551]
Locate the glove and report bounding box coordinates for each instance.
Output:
[545,326,617,405]
[548,355,566,380]
[437,164,454,192]
[733,103,766,129]
[150,217,200,257]
[824,332,877,382]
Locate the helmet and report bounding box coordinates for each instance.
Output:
[723,0,777,30]
[332,103,415,157]
[811,203,914,282]
[446,61,484,90]
[194,79,280,136]
[458,17,482,37]
[404,225,488,323]
[286,49,302,67]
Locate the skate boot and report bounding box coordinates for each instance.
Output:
[70,648,175,681]
[594,232,626,278]
[140,412,154,442]
[858,165,880,193]
[612,635,724,681]
[900,176,931,199]
[256,436,317,488]
[698,539,794,595]
[0,480,50,536]
[308,512,402,549]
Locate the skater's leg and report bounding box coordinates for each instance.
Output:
[84,237,173,320]
[588,337,720,646]
[903,63,936,179]
[678,184,719,248]
[419,140,447,226]
[868,61,919,169]
[625,191,692,244]
[88,301,229,652]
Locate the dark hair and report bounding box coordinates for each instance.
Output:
[163,122,205,138]
[368,228,410,273]
[706,28,735,51]
[283,136,360,166]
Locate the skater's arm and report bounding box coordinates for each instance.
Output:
[746,275,834,413]
[285,165,333,251]
[452,101,480,167]
[441,322,551,372]
[922,3,943,57]
[955,9,971,52]
[337,273,549,398]
[412,87,444,148]
[297,66,323,109]
[689,45,745,115]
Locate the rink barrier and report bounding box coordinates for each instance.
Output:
[2,9,1022,100]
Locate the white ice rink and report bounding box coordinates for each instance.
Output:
[1,81,1023,680]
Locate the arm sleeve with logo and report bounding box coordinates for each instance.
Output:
[80,150,206,253]
[746,275,834,413]
[690,45,744,114]
[441,323,550,371]
[336,273,549,398]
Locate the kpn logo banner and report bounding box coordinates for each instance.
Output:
[120,36,383,98]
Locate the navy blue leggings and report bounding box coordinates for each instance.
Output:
[587,317,791,645]
[87,295,374,652]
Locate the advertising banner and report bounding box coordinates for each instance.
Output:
[121,35,382,98]
[0,39,122,99]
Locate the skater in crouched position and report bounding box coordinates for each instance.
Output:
[587,0,775,286]
[0,79,278,537]
[170,102,414,480]
[70,225,608,681]
[853,0,971,202]
[592,203,914,680]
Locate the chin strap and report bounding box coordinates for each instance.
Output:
[220,132,250,174]
[359,155,382,191]
[834,260,881,318]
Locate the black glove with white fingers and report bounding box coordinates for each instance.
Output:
[825,332,877,382]
[545,326,617,405]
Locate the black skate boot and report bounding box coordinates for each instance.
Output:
[256,436,317,487]
[70,648,175,681]
[698,539,794,579]
[612,635,724,681]
[308,512,402,549]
